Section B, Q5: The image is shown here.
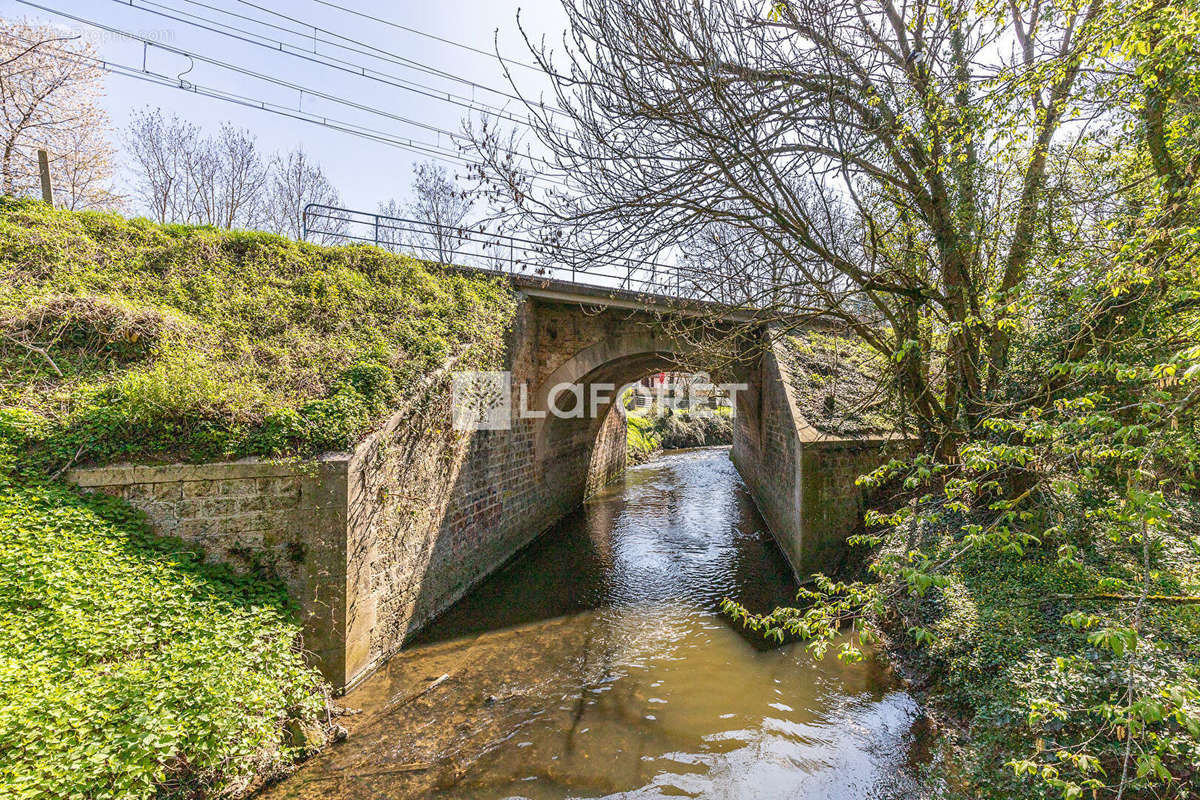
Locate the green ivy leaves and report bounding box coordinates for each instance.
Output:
[0,479,329,799]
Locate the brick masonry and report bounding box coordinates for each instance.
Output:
[66,294,685,690]
[333,295,695,688]
[731,328,899,577]
[68,300,893,690]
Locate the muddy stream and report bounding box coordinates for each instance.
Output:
[266,448,930,800]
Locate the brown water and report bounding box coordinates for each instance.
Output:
[268,448,930,800]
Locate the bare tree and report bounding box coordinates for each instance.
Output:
[124,107,200,224]
[374,197,406,251]
[125,108,267,230]
[184,122,265,230]
[196,123,267,230]
[0,19,118,209]
[677,221,835,307]
[263,146,345,243]
[406,160,473,264]
[469,0,1105,454]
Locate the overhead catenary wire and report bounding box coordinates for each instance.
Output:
[13,2,461,139]
[232,0,568,111]
[13,1,571,179]
[307,0,550,75]
[25,0,565,140]
[111,0,572,125]
[178,0,534,100]
[0,26,575,187]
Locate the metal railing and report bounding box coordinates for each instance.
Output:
[302,203,711,300]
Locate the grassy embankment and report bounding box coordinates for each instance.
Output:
[777,330,893,437]
[0,198,516,799]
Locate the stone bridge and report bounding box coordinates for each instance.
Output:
[68,276,895,691]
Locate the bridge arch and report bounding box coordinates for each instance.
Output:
[527,329,692,414]
[523,323,747,501]
[529,334,686,500]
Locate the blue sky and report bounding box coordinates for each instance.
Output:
[1,0,567,212]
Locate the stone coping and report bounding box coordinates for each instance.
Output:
[66,455,348,487]
[797,431,910,449]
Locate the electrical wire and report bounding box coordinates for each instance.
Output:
[14,1,570,178]
[113,0,570,124]
[307,0,549,75]
[42,0,558,137]
[0,27,573,187]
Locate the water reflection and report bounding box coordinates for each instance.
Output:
[267,449,928,800]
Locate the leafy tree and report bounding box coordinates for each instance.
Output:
[471,0,1200,796]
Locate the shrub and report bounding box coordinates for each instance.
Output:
[625,407,732,464]
[0,294,185,364]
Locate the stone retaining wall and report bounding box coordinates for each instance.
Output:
[67,459,351,678]
[732,329,898,577]
[67,294,632,691]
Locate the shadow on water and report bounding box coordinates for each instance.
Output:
[266,448,934,800]
[413,448,795,650]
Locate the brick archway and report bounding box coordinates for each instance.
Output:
[527,330,691,413]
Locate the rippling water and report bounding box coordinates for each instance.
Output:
[267,448,930,800]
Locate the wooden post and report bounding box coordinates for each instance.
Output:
[37,149,54,205]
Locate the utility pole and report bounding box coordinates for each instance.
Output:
[37,149,54,205]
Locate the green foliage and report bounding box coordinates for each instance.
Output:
[0,198,516,472]
[0,200,517,797]
[626,412,661,464]
[625,407,732,464]
[726,3,1200,797]
[0,476,329,799]
[0,408,46,474]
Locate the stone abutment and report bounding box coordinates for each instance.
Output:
[68,287,894,690]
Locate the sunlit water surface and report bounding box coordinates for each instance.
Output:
[266,448,930,800]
